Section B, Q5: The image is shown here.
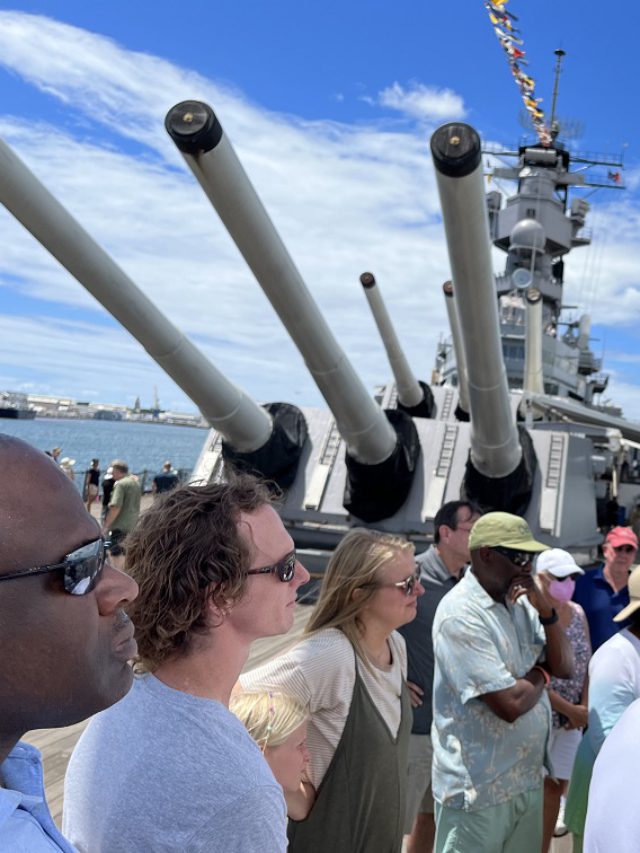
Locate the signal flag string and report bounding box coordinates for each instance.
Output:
[484,0,553,146]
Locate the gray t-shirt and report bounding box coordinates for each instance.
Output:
[63,675,287,852]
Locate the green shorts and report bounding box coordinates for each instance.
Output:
[434,786,543,853]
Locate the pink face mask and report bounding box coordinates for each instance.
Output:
[548,577,575,603]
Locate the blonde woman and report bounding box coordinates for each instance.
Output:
[231,691,313,820]
[240,527,423,853]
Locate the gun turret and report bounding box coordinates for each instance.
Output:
[165,101,420,521]
[442,281,470,421]
[430,123,535,513]
[0,136,307,488]
[359,272,434,418]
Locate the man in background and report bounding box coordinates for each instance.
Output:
[573,525,638,650]
[400,500,481,853]
[84,457,101,513]
[0,434,138,851]
[152,460,179,495]
[102,459,141,547]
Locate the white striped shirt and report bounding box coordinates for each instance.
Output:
[240,627,407,788]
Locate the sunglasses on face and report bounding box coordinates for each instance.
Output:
[613,545,635,554]
[491,546,535,568]
[366,569,421,596]
[247,550,297,583]
[0,538,107,595]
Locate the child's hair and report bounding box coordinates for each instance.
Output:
[230,691,308,751]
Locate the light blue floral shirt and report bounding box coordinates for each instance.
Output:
[432,569,551,811]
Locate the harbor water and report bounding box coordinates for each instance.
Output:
[0,418,206,484]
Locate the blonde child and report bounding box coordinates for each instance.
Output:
[230,691,313,820]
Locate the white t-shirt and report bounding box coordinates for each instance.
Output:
[240,627,407,788]
[584,697,640,852]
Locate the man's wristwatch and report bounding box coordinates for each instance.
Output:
[539,608,558,626]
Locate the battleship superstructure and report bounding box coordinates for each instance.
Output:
[434,128,623,411]
[1,90,639,568]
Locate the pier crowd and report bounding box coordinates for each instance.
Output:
[1,434,639,852]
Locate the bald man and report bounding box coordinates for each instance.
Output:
[0,434,138,851]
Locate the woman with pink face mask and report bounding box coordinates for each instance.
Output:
[536,549,591,852]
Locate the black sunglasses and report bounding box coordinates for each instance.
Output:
[0,539,107,595]
[613,545,636,554]
[365,569,421,597]
[491,546,535,568]
[247,550,297,583]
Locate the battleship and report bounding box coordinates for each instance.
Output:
[0,66,638,569]
[0,391,36,419]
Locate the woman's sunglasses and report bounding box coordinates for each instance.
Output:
[364,569,421,596]
[0,538,107,595]
[247,550,297,583]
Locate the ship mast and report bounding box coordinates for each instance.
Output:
[548,48,566,137]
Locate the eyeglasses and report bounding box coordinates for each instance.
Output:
[365,569,421,597]
[247,550,297,583]
[613,545,636,554]
[0,539,107,595]
[491,546,535,568]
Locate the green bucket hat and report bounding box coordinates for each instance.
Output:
[469,512,549,553]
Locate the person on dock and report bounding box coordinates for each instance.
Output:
[231,691,313,820]
[240,527,423,853]
[0,434,138,852]
[152,460,179,495]
[400,499,481,853]
[101,460,141,548]
[64,476,310,853]
[573,525,638,651]
[431,512,574,853]
[84,458,101,513]
[564,564,640,852]
[535,549,590,851]
[101,465,114,522]
[59,456,76,481]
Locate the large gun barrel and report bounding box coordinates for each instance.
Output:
[165,101,420,521]
[442,280,470,420]
[359,272,433,417]
[521,287,544,418]
[165,101,396,466]
[0,136,279,454]
[431,123,534,512]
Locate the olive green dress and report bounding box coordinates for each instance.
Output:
[287,655,411,853]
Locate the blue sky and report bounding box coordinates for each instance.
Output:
[1,1,639,419]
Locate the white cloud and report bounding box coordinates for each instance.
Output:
[376,82,467,122]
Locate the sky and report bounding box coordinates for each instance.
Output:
[1,1,639,421]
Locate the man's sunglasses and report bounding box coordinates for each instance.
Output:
[247,550,297,583]
[0,539,107,595]
[491,546,535,568]
[613,544,636,554]
[364,569,421,597]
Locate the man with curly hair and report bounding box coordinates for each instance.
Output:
[64,475,310,853]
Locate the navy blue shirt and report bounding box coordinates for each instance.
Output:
[572,564,629,651]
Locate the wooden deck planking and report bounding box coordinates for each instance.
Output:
[25,602,313,829]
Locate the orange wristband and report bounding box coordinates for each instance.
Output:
[533,665,551,686]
